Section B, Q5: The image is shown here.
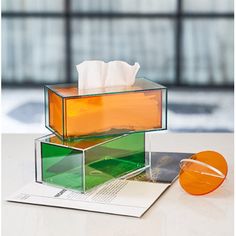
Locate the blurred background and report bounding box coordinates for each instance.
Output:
[1,0,234,133]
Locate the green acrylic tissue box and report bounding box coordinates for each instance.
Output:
[35,132,147,192]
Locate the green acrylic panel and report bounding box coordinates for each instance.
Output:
[35,132,146,192]
[84,132,145,190]
[41,143,83,191]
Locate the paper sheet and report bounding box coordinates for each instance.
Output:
[7,152,193,217]
[7,180,170,218]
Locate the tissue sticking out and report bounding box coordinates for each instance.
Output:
[76,60,140,90]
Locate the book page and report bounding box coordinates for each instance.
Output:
[7,180,170,218]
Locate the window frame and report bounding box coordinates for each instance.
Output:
[1,0,234,88]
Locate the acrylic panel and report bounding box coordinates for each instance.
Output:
[41,143,83,190]
[84,133,146,191]
[35,133,146,192]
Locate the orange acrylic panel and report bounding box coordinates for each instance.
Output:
[45,78,167,139]
[48,90,63,136]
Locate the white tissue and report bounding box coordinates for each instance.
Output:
[76,60,140,90]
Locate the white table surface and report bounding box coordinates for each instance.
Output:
[2,133,234,236]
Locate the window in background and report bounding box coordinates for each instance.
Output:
[1,0,234,86]
[71,0,176,13]
[182,19,233,85]
[2,0,64,12]
[71,19,175,83]
[183,0,233,12]
[2,19,65,83]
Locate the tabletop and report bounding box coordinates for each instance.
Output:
[2,133,234,236]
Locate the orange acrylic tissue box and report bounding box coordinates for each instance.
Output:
[45,78,167,139]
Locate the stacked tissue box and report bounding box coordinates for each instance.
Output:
[35,61,167,193]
